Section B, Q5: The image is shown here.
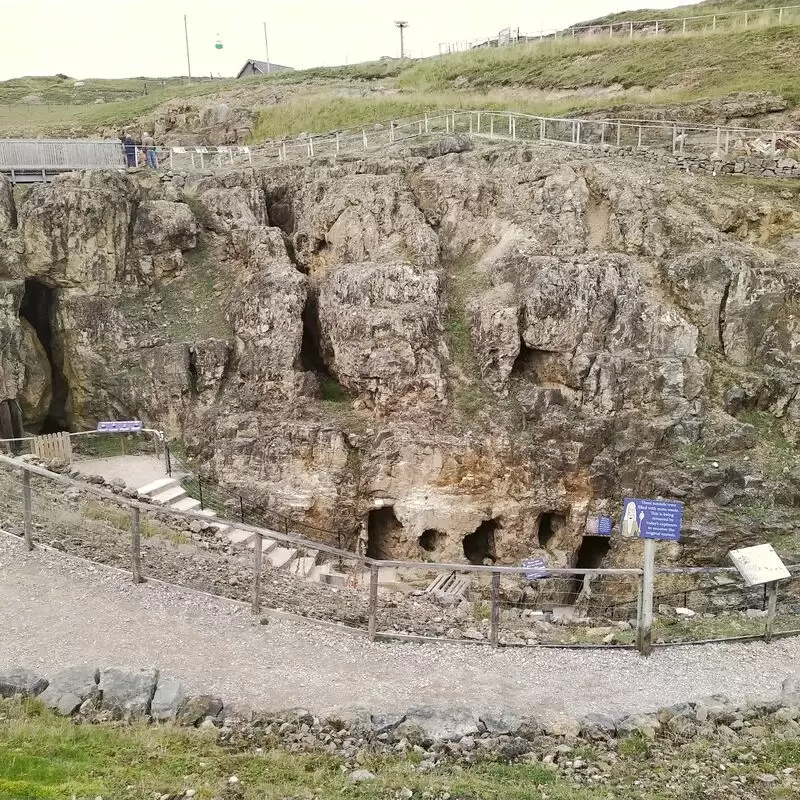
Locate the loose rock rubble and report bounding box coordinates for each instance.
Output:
[2,663,800,798]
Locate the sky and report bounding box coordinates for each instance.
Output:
[0,0,704,80]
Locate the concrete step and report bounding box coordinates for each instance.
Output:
[267,546,297,569]
[171,496,201,513]
[196,509,217,519]
[151,486,187,506]
[226,530,278,553]
[289,556,317,578]
[138,477,179,497]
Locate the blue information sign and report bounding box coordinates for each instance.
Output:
[522,557,550,581]
[587,516,614,536]
[97,420,143,433]
[621,498,683,541]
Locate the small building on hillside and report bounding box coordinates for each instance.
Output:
[236,59,294,78]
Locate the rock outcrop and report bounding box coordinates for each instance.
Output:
[1,141,800,573]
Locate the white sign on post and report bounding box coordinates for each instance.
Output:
[729,544,790,587]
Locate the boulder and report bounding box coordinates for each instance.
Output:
[404,707,479,742]
[150,676,188,722]
[38,665,99,715]
[99,667,158,717]
[178,694,224,726]
[0,667,48,698]
[782,676,800,708]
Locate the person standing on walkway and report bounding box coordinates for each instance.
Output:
[142,132,158,169]
[123,133,136,168]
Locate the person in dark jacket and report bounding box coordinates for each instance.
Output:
[123,133,136,168]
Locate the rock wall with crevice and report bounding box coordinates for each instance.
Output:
[2,141,800,577]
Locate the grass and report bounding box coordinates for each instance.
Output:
[82,501,187,544]
[319,375,350,403]
[442,260,494,420]
[0,698,573,800]
[577,0,793,26]
[155,234,235,344]
[398,24,800,103]
[5,698,800,800]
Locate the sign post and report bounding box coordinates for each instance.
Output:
[623,498,684,656]
[729,544,790,642]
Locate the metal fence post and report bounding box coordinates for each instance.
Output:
[637,125,643,148]
[165,442,172,476]
[490,116,494,138]
[240,496,245,524]
[22,468,33,551]
[629,21,634,38]
[252,532,263,613]
[368,564,379,641]
[131,506,142,584]
[490,572,501,647]
[198,476,204,510]
[617,121,622,147]
[636,539,656,655]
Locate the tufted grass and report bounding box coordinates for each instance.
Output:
[0,698,571,800]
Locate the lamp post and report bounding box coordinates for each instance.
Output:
[263,22,271,73]
[184,14,192,82]
[395,20,409,59]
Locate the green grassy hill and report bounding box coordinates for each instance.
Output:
[2,1,800,141]
[575,0,790,25]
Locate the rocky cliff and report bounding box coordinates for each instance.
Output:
[1,140,799,574]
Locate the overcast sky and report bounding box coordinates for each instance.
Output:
[1,0,702,80]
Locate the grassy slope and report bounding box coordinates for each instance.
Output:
[3,12,800,140]
[3,698,800,800]
[398,25,800,99]
[576,0,789,25]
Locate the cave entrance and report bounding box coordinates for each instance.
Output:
[298,291,329,375]
[18,279,69,433]
[569,536,612,604]
[419,528,442,553]
[463,519,500,565]
[538,512,566,549]
[367,506,403,560]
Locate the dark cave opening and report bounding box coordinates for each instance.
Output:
[538,511,566,549]
[419,528,442,553]
[298,292,331,376]
[18,279,69,434]
[463,519,500,565]
[569,536,612,603]
[367,506,403,560]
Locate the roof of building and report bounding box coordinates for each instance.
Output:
[236,59,294,78]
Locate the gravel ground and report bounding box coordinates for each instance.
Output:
[2,535,798,719]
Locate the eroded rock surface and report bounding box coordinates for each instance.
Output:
[1,142,800,574]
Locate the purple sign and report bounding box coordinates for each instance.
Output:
[522,557,550,581]
[96,420,143,434]
[621,498,683,541]
[586,516,614,536]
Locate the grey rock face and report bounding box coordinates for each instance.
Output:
[0,666,48,698]
[38,665,99,715]
[99,667,159,716]
[150,677,188,721]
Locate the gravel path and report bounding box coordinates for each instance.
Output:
[1,534,795,718]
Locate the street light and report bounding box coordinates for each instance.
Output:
[395,21,409,59]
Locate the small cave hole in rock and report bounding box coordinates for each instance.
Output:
[367,506,403,560]
[569,536,612,603]
[463,519,500,565]
[419,528,442,553]
[538,512,566,549]
[18,279,69,433]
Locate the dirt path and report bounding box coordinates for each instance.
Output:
[1,534,796,719]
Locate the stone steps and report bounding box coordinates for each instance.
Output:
[133,475,356,588]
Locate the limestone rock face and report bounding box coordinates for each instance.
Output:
[318,262,445,409]
[130,199,198,284]
[3,145,800,572]
[19,171,138,290]
[17,318,52,429]
[0,175,15,232]
[271,171,440,274]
